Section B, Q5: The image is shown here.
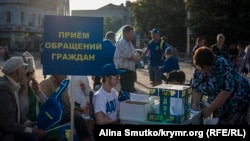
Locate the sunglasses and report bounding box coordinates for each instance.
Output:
[110,75,120,79]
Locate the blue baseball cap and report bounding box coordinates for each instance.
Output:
[101,63,126,77]
[165,47,174,54]
[150,28,160,34]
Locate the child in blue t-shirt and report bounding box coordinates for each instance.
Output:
[159,47,180,76]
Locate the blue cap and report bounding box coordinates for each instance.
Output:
[165,47,174,54]
[102,63,126,77]
[150,28,160,34]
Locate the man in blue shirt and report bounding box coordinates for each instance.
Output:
[92,31,116,90]
[140,28,167,86]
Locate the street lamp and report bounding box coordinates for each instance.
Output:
[186,10,191,56]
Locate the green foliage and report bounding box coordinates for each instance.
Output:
[130,0,187,50]
[186,0,250,46]
[103,17,124,37]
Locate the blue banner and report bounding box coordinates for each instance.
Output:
[43,15,105,75]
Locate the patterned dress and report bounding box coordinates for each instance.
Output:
[192,56,250,124]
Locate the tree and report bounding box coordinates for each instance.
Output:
[130,0,187,51]
[186,0,250,47]
[103,17,124,37]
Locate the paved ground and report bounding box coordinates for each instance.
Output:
[134,62,194,94]
[1,53,250,124]
[0,53,249,95]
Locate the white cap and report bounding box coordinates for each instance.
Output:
[2,56,28,74]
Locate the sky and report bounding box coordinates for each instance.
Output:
[69,0,133,10]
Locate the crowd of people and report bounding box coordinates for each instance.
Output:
[0,53,92,140]
[0,25,250,141]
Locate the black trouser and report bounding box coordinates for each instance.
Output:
[120,69,136,93]
[93,76,102,89]
[14,132,49,141]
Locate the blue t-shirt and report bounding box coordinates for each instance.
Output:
[148,39,167,66]
[159,56,180,73]
[102,39,116,64]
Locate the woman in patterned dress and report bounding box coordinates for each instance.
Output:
[191,46,250,124]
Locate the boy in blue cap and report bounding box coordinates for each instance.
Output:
[93,63,125,125]
[159,47,180,74]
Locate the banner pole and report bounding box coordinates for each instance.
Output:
[70,75,75,141]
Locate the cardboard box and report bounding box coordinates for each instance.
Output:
[149,84,191,115]
[120,100,151,121]
[149,84,192,98]
[130,93,149,101]
[147,84,192,123]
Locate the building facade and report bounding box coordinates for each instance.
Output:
[0,0,69,51]
[71,2,133,27]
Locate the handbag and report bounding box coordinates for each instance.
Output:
[36,79,70,131]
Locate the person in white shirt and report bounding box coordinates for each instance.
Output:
[113,25,139,92]
[68,75,92,114]
[93,63,125,125]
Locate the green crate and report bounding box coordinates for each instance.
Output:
[147,112,191,124]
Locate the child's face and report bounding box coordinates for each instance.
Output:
[165,53,172,57]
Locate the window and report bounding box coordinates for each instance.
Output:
[6,11,11,23]
[38,15,41,25]
[32,14,35,25]
[21,12,24,24]
[41,17,44,26]
[29,14,35,26]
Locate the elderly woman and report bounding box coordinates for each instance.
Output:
[191,46,250,125]
[19,51,47,123]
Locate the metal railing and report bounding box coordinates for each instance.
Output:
[176,52,192,63]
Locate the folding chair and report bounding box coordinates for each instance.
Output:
[88,91,96,140]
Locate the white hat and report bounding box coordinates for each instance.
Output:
[22,51,36,73]
[2,56,28,74]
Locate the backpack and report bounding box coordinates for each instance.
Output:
[118,90,130,102]
[149,39,166,59]
[149,39,165,51]
[36,79,70,131]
